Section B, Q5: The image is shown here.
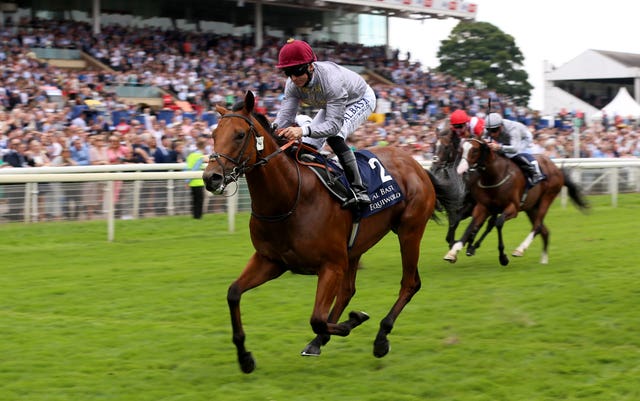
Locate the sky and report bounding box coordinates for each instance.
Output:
[388,0,640,111]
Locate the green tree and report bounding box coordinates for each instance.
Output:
[437,21,532,106]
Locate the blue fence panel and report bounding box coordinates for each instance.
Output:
[134,115,146,125]
[201,113,218,127]
[112,110,133,124]
[71,105,89,119]
[157,110,174,124]
[183,112,197,121]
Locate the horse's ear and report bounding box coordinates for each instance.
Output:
[244,91,255,114]
[215,104,228,116]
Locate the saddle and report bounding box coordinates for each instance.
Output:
[292,147,404,219]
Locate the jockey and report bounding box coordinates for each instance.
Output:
[469,116,485,137]
[450,110,485,138]
[449,109,471,139]
[274,38,376,208]
[483,112,546,185]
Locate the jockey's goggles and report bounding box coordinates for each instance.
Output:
[283,64,309,77]
[487,126,501,133]
[452,123,466,129]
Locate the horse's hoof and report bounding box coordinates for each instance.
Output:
[540,253,549,264]
[349,311,370,324]
[373,338,390,358]
[466,247,476,256]
[499,255,509,266]
[301,343,321,357]
[239,352,256,374]
[512,249,524,257]
[443,254,457,263]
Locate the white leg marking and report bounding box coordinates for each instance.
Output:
[444,241,464,262]
[514,231,535,256]
[540,251,549,264]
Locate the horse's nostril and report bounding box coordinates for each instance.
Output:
[204,173,224,194]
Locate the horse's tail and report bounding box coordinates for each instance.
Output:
[562,168,590,212]
[425,168,465,222]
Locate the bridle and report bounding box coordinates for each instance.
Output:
[462,138,512,188]
[208,113,263,183]
[460,138,488,172]
[208,112,301,222]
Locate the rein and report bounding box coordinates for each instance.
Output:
[211,112,301,222]
[478,172,513,188]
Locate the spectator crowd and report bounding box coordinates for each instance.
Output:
[1,17,639,221]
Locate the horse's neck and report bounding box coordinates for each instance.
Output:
[484,152,513,180]
[441,140,462,168]
[452,147,463,166]
[245,144,300,214]
[447,135,461,164]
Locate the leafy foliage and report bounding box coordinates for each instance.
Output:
[437,21,533,106]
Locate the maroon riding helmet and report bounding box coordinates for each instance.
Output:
[276,39,317,69]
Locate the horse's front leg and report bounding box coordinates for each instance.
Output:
[495,213,509,266]
[466,214,496,256]
[495,205,518,266]
[228,253,285,373]
[444,205,488,263]
[446,213,460,247]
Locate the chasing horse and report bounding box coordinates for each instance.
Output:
[203,91,458,373]
[431,111,494,255]
[443,137,589,266]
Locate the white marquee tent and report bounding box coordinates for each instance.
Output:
[591,87,640,121]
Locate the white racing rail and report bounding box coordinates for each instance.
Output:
[1,158,639,241]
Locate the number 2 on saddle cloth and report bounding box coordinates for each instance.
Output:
[298,148,404,219]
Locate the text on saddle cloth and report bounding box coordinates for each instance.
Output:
[302,149,404,218]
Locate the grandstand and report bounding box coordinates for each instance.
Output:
[3,0,476,112]
[543,49,640,120]
[3,0,637,225]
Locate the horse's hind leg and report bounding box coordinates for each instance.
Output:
[228,254,286,373]
[513,208,551,264]
[538,223,550,264]
[302,259,362,356]
[374,229,424,358]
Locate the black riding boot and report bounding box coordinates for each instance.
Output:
[514,155,545,185]
[530,160,546,184]
[339,150,371,208]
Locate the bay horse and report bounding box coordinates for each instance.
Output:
[203,91,458,373]
[431,125,495,255]
[443,138,589,266]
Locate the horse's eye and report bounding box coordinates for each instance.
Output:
[236,132,246,141]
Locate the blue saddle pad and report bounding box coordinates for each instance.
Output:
[307,149,404,218]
